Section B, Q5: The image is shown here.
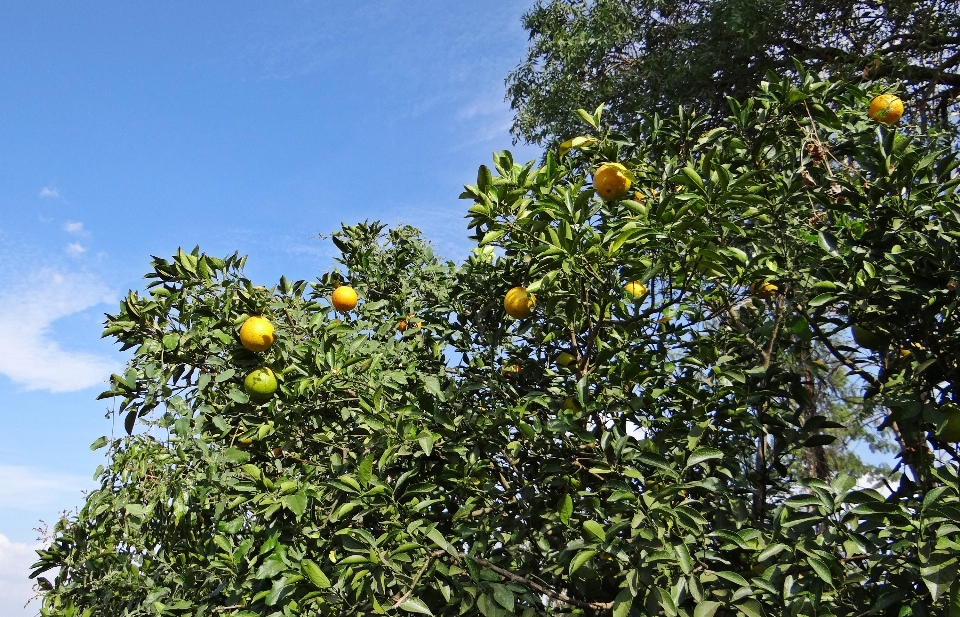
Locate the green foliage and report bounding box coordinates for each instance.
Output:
[32,73,960,616]
[507,0,960,145]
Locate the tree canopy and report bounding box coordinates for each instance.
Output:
[31,73,960,616]
[506,0,960,145]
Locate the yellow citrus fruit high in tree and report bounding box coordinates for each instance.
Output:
[331,285,358,312]
[593,164,631,200]
[751,281,778,299]
[244,367,278,403]
[868,94,904,125]
[624,281,648,298]
[504,286,536,319]
[239,316,275,352]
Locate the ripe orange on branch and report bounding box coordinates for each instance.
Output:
[751,281,778,299]
[868,94,904,125]
[239,316,275,352]
[593,164,632,200]
[504,287,535,319]
[332,286,358,312]
[624,281,648,298]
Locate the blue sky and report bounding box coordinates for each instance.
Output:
[0,3,539,613]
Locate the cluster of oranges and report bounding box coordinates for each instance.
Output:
[497,94,904,395]
[236,285,361,403]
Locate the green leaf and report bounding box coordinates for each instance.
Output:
[421,375,446,400]
[417,431,437,457]
[558,494,573,525]
[694,601,722,617]
[223,448,250,464]
[582,520,606,543]
[425,528,457,557]
[807,555,833,586]
[358,455,374,487]
[573,108,599,129]
[570,550,596,574]
[89,436,108,451]
[398,596,434,615]
[255,554,286,579]
[492,583,515,611]
[301,559,331,589]
[675,542,693,574]
[737,598,763,617]
[921,551,959,602]
[612,588,634,617]
[817,231,840,256]
[686,447,723,468]
[558,136,597,157]
[284,491,307,517]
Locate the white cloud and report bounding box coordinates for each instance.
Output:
[64,243,85,256]
[0,534,42,617]
[38,187,59,199]
[0,269,119,392]
[63,222,83,235]
[0,465,91,512]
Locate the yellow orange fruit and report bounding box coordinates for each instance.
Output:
[504,287,536,319]
[244,367,278,403]
[624,281,648,298]
[751,281,778,299]
[397,319,408,333]
[593,164,631,200]
[239,316,276,352]
[332,286,358,312]
[556,351,576,369]
[501,364,521,379]
[868,94,904,125]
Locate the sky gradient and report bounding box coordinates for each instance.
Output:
[0,3,540,613]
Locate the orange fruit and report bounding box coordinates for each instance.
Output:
[624,281,648,298]
[936,405,960,442]
[332,286,358,312]
[751,282,778,299]
[504,287,535,319]
[501,364,521,379]
[244,367,278,403]
[397,319,408,333]
[868,94,904,125]
[239,316,275,352]
[593,164,631,200]
[556,351,576,369]
[851,325,886,351]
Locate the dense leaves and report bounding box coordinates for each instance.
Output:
[32,74,960,616]
[506,0,960,145]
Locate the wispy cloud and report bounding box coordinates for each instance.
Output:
[0,466,90,513]
[38,187,59,199]
[0,533,42,616]
[63,222,84,235]
[0,269,119,392]
[64,243,85,257]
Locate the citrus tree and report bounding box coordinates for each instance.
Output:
[32,73,960,616]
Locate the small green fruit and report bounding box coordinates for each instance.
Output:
[245,367,278,403]
[936,405,960,443]
[851,325,886,351]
